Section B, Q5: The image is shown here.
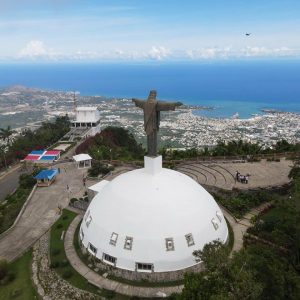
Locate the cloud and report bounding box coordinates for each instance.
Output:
[18,40,59,59]
[12,41,299,62]
[186,47,232,59]
[242,46,294,57]
[147,46,171,60]
[186,46,297,60]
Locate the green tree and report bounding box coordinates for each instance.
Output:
[179,241,262,300]
[0,125,16,145]
[0,145,8,170]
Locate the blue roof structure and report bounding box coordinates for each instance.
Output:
[39,156,56,161]
[30,150,45,155]
[34,169,58,180]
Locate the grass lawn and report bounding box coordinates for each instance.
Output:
[49,209,102,295]
[225,217,234,252]
[50,209,133,299]
[0,250,38,300]
[0,187,33,234]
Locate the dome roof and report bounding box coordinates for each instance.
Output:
[80,156,228,273]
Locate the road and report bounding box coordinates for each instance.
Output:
[0,162,87,262]
[0,166,29,202]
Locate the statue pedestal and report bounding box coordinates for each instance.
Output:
[144,156,162,175]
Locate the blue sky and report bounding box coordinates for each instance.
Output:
[0,0,300,62]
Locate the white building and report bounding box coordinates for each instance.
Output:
[71,107,101,136]
[73,153,92,169]
[80,156,228,274]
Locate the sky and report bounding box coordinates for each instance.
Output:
[0,0,300,62]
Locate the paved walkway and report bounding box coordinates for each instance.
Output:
[65,215,183,298]
[220,208,245,253]
[0,162,87,262]
[64,206,258,298]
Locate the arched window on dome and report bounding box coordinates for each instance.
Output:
[89,243,97,255]
[165,238,175,251]
[103,253,117,266]
[136,262,154,272]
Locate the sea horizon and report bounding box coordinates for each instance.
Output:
[1,60,300,119]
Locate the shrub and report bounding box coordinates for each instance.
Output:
[50,261,60,268]
[51,249,60,256]
[69,198,77,204]
[9,288,22,298]
[0,259,8,280]
[102,289,116,299]
[60,259,69,268]
[62,269,73,279]
[56,223,63,229]
[88,161,114,177]
[62,215,68,220]
[6,271,16,283]
[18,174,36,189]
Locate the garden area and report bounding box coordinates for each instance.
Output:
[213,189,284,219]
[49,209,100,293]
[0,251,38,300]
[76,126,145,162]
[50,209,131,299]
[247,165,300,272]
[0,173,36,234]
[174,165,300,300]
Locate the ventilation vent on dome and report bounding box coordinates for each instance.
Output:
[216,211,222,222]
[185,233,195,247]
[211,218,219,230]
[86,215,92,227]
[110,232,118,246]
[84,210,90,221]
[124,236,133,250]
[165,238,175,251]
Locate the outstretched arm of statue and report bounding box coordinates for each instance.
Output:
[132,98,145,109]
[157,101,183,111]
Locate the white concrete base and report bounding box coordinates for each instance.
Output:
[144,155,162,175]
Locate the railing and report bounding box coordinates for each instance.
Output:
[91,151,299,167]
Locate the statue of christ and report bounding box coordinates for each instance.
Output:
[132,90,182,157]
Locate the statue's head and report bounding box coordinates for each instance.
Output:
[148,90,157,102]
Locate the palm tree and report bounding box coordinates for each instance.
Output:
[0,145,8,170]
[0,126,16,145]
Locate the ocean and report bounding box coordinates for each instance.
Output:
[0,60,300,118]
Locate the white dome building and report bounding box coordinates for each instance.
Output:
[80,156,228,274]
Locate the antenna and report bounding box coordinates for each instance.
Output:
[73,91,77,112]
